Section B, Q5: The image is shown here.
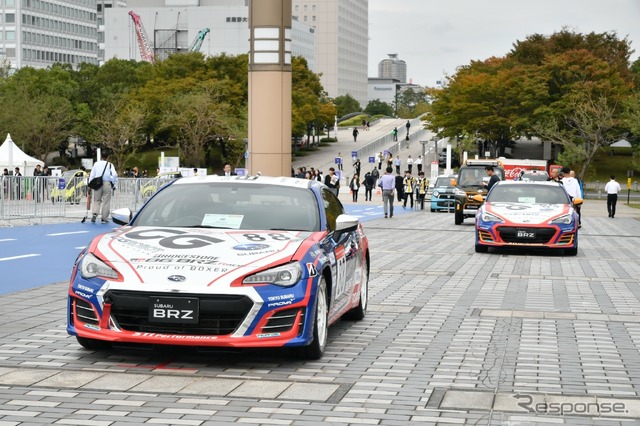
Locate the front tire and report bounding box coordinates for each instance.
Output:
[455,208,464,225]
[295,276,329,360]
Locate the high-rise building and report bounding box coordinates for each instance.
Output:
[97,1,127,65]
[378,53,406,83]
[292,0,368,109]
[0,0,99,71]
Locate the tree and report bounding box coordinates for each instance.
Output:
[92,97,147,172]
[364,99,394,117]
[427,30,635,168]
[333,94,361,117]
[160,82,244,168]
[0,66,79,161]
[534,93,624,179]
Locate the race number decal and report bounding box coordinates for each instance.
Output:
[334,246,347,299]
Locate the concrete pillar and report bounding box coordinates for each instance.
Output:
[248,0,292,177]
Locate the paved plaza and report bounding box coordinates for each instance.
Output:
[1,188,640,425]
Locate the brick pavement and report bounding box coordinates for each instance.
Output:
[1,196,640,424]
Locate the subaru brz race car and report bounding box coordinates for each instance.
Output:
[475,181,582,256]
[67,175,369,359]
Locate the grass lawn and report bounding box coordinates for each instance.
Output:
[585,147,638,182]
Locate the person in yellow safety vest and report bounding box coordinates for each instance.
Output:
[416,171,428,210]
[402,170,416,209]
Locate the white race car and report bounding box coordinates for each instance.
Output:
[68,175,369,359]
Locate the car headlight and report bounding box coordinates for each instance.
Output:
[80,253,119,279]
[433,190,440,197]
[550,213,573,225]
[455,188,466,196]
[481,211,504,223]
[243,262,303,287]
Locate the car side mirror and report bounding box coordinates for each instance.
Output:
[573,197,583,206]
[111,208,133,226]
[334,214,359,239]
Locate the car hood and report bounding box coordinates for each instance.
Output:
[485,202,570,224]
[90,226,310,292]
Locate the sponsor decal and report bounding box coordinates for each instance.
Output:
[167,275,186,282]
[77,284,94,294]
[307,263,318,277]
[266,294,296,308]
[257,333,281,338]
[74,290,93,299]
[267,300,293,307]
[112,235,163,254]
[233,243,271,251]
[125,229,224,249]
[84,324,100,331]
[132,332,218,340]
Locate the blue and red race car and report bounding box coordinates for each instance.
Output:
[67,175,369,359]
[475,181,582,256]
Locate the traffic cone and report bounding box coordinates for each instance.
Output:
[376,187,381,196]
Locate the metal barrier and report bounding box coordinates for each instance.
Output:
[0,176,179,221]
[1,176,67,220]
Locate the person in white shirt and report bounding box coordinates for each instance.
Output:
[604,175,621,218]
[560,166,582,227]
[407,155,414,174]
[88,152,118,223]
[415,155,423,173]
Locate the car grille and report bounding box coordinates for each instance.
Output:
[260,308,305,336]
[74,298,99,325]
[498,227,556,244]
[104,290,253,335]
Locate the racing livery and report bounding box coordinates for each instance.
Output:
[475,181,581,255]
[67,175,369,359]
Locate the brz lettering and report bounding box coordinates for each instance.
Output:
[125,229,224,249]
[153,309,194,320]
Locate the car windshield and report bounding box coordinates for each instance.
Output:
[133,182,320,231]
[435,177,454,187]
[521,172,549,181]
[62,170,80,180]
[457,166,504,187]
[487,183,570,204]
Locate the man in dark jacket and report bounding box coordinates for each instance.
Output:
[395,172,404,202]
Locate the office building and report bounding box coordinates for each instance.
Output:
[378,53,406,83]
[0,0,99,71]
[292,0,368,108]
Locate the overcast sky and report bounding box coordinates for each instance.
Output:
[368,0,640,87]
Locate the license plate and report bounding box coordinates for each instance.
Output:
[149,297,199,323]
[517,229,535,239]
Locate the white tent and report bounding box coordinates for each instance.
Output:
[0,133,44,176]
[611,139,632,148]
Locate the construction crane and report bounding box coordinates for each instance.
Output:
[189,28,210,53]
[128,11,155,63]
